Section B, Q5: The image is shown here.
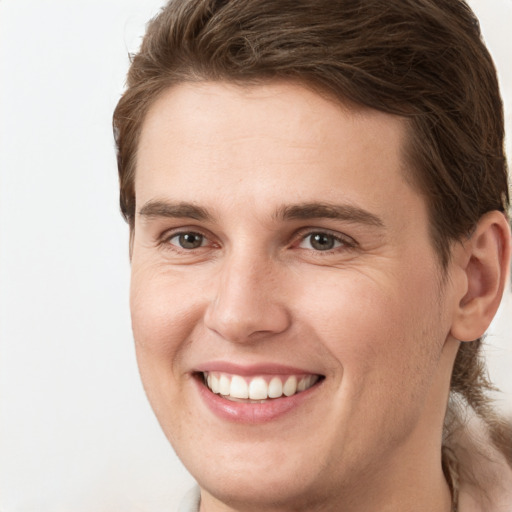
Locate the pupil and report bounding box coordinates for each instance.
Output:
[311,233,334,250]
[180,233,203,249]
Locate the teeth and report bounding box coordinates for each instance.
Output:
[210,373,220,394]
[268,376,283,398]
[283,376,298,396]
[219,374,230,395]
[230,375,249,399]
[203,372,319,401]
[249,377,268,400]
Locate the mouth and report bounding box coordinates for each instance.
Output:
[197,371,323,403]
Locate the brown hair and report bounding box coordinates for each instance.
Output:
[113,0,510,462]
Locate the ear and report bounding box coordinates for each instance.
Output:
[450,211,511,342]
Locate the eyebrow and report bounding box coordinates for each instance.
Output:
[138,199,384,229]
[275,202,385,228]
[138,200,213,221]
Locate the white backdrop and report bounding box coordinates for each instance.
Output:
[0,1,510,511]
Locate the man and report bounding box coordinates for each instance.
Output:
[113,0,512,510]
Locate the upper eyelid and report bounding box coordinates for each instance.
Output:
[167,232,205,242]
[160,226,212,241]
[293,227,357,246]
[156,228,216,251]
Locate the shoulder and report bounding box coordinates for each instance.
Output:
[178,486,201,512]
[450,409,512,511]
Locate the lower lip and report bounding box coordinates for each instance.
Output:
[194,376,322,424]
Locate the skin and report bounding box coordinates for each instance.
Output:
[129,81,507,511]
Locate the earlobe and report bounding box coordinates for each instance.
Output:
[450,211,511,342]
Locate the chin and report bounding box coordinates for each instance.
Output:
[189,458,330,510]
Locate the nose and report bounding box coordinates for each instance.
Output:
[204,253,291,343]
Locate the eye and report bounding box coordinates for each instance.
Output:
[168,232,206,249]
[298,232,346,251]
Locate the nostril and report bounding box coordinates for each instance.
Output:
[204,309,292,344]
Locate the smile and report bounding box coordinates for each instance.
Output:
[202,372,321,402]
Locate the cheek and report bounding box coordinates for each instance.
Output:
[129,267,204,440]
[130,264,201,352]
[129,264,205,411]
[297,267,446,389]
[301,270,448,452]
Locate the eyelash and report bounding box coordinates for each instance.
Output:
[161,230,213,252]
[159,228,357,254]
[295,230,357,253]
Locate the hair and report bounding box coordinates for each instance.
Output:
[113,0,511,467]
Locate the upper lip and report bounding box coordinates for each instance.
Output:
[194,361,323,377]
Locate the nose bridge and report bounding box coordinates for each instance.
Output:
[204,247,290,342]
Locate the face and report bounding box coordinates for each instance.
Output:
[131,82,460,510]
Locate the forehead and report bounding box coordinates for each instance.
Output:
[135,82,423,234]
[138,80,407,158]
